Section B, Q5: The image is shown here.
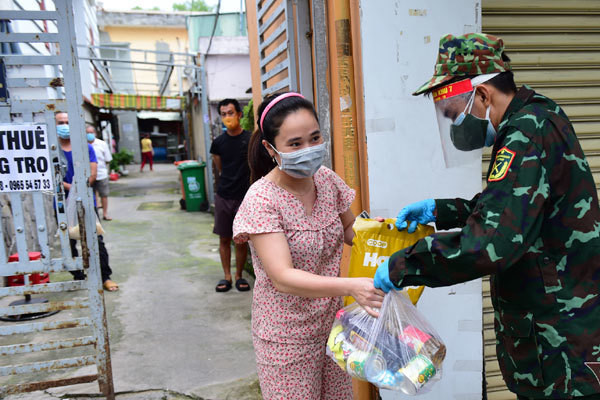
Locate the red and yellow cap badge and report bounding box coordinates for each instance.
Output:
[432,79,473,103]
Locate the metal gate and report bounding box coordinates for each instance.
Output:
[0,1,114,398]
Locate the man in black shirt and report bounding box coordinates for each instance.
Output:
[210,99,251,292]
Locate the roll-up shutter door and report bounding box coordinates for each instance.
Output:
[481,1,600,399]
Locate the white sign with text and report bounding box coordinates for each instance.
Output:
[0,124,54,193]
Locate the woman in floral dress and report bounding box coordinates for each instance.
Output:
[233,92,384,399]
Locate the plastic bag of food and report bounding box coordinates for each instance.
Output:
[348,217,434,305]
[327,291,446,394]
[66,190,104,240]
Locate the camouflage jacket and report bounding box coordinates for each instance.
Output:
[389,86,600,398]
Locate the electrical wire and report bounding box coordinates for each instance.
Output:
[205,0,221,55]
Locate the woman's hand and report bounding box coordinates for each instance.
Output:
[349,277,385,317]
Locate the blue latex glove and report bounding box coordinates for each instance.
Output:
[395,199,436,233]
[373,259,397,293]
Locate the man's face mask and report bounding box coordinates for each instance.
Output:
[449,90,497,151]
[269,142,327,178]
[56,124,70,139]
[222,115,240,131]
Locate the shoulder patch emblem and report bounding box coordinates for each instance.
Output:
[488,147,516,182]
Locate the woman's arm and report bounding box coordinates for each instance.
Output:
[251,232,384,315]
[340,208,355,246]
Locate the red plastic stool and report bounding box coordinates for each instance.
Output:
[6,252,49,286]
[1,251,59,322]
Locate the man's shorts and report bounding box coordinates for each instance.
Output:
[213,193,243,238]
[93,178,110,198]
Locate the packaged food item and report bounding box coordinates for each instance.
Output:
[346,350,369,379]
[397,354,438,395]
[326,291,446,394]
[347,217,434,306]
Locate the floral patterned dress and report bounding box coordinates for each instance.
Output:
[233,166,355,400]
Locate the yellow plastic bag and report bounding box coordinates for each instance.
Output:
[347,218,434,305]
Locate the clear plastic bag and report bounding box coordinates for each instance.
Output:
[66,190,104,240]
[327,291,446,394]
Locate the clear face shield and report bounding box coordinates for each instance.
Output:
[433,73,500,168]
[432,79,481,168]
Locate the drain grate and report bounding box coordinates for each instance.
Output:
[137,201,174,211]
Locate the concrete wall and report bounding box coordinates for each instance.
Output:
[205,53,252,103]
[190,98,207,163]
[358,1,483,399]
[115,110,141,164]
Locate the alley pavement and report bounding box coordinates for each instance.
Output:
[2,163,261,400]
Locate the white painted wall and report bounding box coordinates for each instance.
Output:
[205,54,252,102]
[73,0,101,102]
[358,1,483,399]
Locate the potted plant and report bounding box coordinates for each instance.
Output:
[109,149,134,176]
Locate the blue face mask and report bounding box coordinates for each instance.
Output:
[87,133,96,142]
[484,106,497,147]
[56,124,70,138]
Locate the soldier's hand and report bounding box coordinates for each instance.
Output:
[373,259,398,294]
[395,199,436,233]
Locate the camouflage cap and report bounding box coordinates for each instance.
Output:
[413,33,511,96]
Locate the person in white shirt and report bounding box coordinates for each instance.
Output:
[87,125,113,221]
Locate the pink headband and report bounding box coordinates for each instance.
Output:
[259,92,305,132]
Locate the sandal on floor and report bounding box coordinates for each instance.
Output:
[103,280,119,292]
[235,278,251,292]
[216,279,232,292]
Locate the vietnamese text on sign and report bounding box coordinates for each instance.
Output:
[0,124,54,193]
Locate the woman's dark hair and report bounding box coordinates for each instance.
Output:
[248,93,318,183]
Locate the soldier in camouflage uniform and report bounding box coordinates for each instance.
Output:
[374,33,600,399]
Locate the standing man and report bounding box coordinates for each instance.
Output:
[87,125,113,221]
[55,112,118,292]
[210,98,251,292]
[374,33,600,399]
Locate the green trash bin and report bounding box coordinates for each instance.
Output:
[177,161,208,211]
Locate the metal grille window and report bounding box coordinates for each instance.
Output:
[0,1,114,398]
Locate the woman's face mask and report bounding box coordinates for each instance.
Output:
[56,124,70,139]
[269,142,327,178]
[449,91,497,151]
